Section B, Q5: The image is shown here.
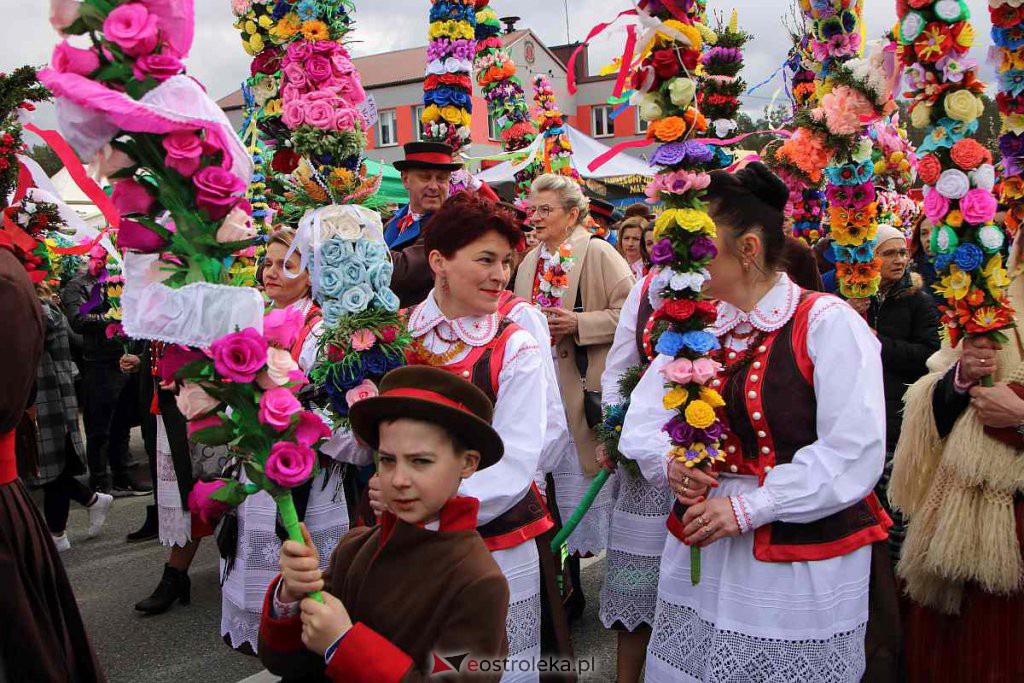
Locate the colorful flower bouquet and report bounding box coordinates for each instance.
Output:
[595,364,646,479]
[423,0,476,153]
[173,306,333,600]
[991,2,1024,235]
[699,11,749,143]
[286,205,409,430]
[898,0,1014,349]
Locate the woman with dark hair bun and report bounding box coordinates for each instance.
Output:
[619,163,891,682]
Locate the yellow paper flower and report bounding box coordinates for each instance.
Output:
[663,387,689,411]
[684,400,716,429]
[301,20,329,41]
[944,90,984,123]
[257,14,273,29]
[910,102,932,129]
[934,265,972,301]
[429,20,474,40]
[946,210,964,228]
[264,99,282,116]
[271,14,300,41]
[698,387,725,408]
[983,255,1011,293]
[954,22,974,51]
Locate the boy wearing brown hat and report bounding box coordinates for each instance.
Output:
[258,366,510,682]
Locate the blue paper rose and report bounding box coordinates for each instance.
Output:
[319,267,347,299]
[340,285,373,314]
[321,298,346,327]
[368,262,394,292]
[320,237,354,268]
[357,240,389,264]
[339,260,369,290]
[374,288,401,312]
[953,243,984,272]
[362,348,389,377]
[680,330,720,355]
[934,252,955,272]
[655,330,686,357]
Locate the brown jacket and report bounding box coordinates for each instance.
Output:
[391,238,433,309]
[259,496,509,682]
[514,227,635,476]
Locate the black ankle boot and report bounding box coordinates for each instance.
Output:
[135,564,191,615]
[126,505,158,543]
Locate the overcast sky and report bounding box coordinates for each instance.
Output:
[2,0,997,137]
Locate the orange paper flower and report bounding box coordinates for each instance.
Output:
[651,116,687,142]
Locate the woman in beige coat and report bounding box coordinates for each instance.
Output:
[514,174,634,617]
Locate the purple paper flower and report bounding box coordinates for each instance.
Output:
[664,416,696,445]
[651,142,689,166]
[699,421,724,442]
[650,238,676,265]
[690,236,718,261]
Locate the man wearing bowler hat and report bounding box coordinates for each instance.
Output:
[386,142,463,308]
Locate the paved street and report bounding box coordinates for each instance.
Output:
[52,461,615,681]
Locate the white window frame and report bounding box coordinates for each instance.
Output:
[376,109,398,147]
[592,105,614,138]
[635,107,649,135]
[413,105,426,142]
[487,111,501,142]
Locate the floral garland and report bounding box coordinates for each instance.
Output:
[423,0,476,153]
[533,242,576,308]
[2,198,65,285]
[472,0,537,198]
[699,10,749,144]
[40,0,255,287]
[772,1,899,299]
[531,74,580,183]
[898,0,1012,347]
[596,364,646,479]
[0,67,49,212]
[991,2,1024,236]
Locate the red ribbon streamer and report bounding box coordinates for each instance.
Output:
[25,124,120,231]
[567,9,638,95]
[613,25,638,99]
[587,138,652,172]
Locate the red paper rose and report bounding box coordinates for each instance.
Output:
[992,5,1021,28]
[950,139,990,171]
[271,148,300,174]
[918,154,942,185]
[650,50,679,80]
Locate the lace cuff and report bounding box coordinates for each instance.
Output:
[272,581,300,619]
[952,361,975,394]
[740,487,778,530]
[730,495,754,534]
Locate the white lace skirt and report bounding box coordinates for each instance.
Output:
[645,475,871,683]
[492,541,541,683]
[599,471,673,631]
[220,469,349,653]
[155,417,192,548]
[550,440,615,556]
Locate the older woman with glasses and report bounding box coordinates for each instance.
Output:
[514,174,635,618]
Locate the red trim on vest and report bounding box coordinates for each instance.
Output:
[753,492,893,562]
[482,483,555,551]
[0,430,16,484]
[791,292,828,385]
[497,291,528,319]
[666,504,686,543]
[258,575,306,653]
[290,305,323,363]
[488,323,520,397]
[326,622,415,683]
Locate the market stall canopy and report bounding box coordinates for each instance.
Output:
[364,159,409,206]
[475,125,656,184]
[51,166,106,228]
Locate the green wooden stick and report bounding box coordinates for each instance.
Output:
[691,545,701,585]
[550,469,611,553]
[275,492,324,603]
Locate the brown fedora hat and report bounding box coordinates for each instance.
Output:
[393,141,464,172]
[348,366,503,469]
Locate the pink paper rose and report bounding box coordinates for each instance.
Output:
[186,413,230,444]
[661,358,694,384]
[175,382,220,419]
[116,219,169,252]
[282,99,305,129]
[817,85,876,136]
[103,3,160,57]
[303,100,336,130]
[265,346,300,386]
[330,52,356,76]
[193,166,246,220]
[286,41,314,63]
[333,107,360,132]
[287,369,308,395]
[52,41,99,76]
[960,188,998,226]
[690,358,722,385]
[282,62,308,91]
[187,480,231,527]
[923,187,950,224]
[305,55,333,83]
[295,410,331,447]
[216,207,257,243]
[259,386,302,431]
[350,329,376,351]
[345,379,379,407]
[162,131,203,178]
[210,328,267,383]
[158,344,206,384]
[265,441,316,488]
[50,0,80,32]
[263,306,304,349]
[133,53,184,82]
[111,178,155,216]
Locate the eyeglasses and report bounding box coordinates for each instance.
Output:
[878,248,909,258]
[527,205,559,219]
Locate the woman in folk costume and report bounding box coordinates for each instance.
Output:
[620,164,891,682]
[390,192,550,681]
[513,173,635,615]
[596,268,672,682]
[220,227,351,654]
[890,231,1024,682]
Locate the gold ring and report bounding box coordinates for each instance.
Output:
[682,476,691,491]
[696,516,707,527]
[702,526,714,538]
